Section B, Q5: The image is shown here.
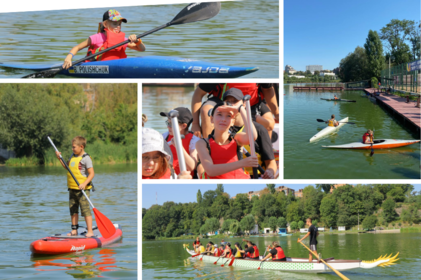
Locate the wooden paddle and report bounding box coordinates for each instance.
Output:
[316,119,355,124]
[22,2,221,78]
[298,239,349,280]
[243,95,258,179]
[221,256,233,267]
[46,136,116,239]
[228,256,235,266]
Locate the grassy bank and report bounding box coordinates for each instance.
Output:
[400,227,421,232]
[6,141,137,167]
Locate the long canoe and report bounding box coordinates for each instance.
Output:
[184,245,399,273]
[0,56,258,79]
[309,117,348,142]
[321,98,356,102]
[322,139,420,149]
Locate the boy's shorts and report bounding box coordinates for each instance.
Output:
[69,189,92,217]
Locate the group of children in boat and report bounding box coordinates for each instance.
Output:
[142,83,279,180]
[191,219,319,262]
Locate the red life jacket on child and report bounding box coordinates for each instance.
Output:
[142,167,171,179]
[214,248,221,257]
[208,83,262,106]
[272,246,286,260]
[362,133,373,143]
[86,29,127,62]
[202,137,250,179]
[225,247,233,258]
[166,132,194,175]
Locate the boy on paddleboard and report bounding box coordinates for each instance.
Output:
[298,218,319,262]
[55,136,95,237]
[62,9,145,69]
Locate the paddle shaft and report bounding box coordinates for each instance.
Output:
[244,96,258,179]
[47,137,95,209]
[298,240,349,280]
[316,119,355,125]
[169,110,187,173]
[241,147,265,174]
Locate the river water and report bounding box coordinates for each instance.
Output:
[0,0,278,78]
[0,164,137,279]
[283,85,420,179]
[142,232,420,279]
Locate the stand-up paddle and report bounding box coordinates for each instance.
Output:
[243,95,258,179]
[23,2,221,78]
[169,110,187,173]
[46,136,116,239]
[316,119,355,125]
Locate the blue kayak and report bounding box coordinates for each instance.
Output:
[0,56,258,78]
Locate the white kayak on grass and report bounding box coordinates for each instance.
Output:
[309,117,349,142]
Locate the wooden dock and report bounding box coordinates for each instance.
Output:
[293,86,343,91]
[364,88,421,133]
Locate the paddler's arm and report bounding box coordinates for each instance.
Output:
[235,105,258,146]
[191,86,209,138]
[261,159,277,179]
[54,151,69,170]
[255,112,275,135]
[261,85,279,122]
[63,38,91,69]
[79,167,95,190]
[196,140,258,177]
[298,231,310,243]
[127,34,146,51]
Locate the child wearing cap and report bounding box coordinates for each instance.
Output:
[196,94,259,179]
[160,107,201,177]
[142,127,192,180]
[62,9,145,69]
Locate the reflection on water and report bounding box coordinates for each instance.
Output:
[32,248,118,277]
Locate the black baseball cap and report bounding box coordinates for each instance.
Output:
[160,107,193,127]
[222,88,243,101]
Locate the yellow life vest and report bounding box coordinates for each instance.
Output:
[328,119,334,127]
[199,246,206,253]
[235,250,242,258]
[210,245,215,252]
[67,154,93,190]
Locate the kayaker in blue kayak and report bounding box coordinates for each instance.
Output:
[54,136,95,237]
[363,129,374,144]
[326,114,339,127]
[62,9,145,69]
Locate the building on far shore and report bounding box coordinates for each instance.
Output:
[320,72,336,78]
[295,189,303,198]
[288,75,305,78]
[285,65,297,74]
[233,186,296,201]
[306,65,322,74]
[330,184,353,193]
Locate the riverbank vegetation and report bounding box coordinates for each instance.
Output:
[142,184,421,240]
[0,84,137,166]
[339,19,419,83]
[284,71,341,84]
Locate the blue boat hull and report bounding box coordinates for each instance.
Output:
[0,56,258,78]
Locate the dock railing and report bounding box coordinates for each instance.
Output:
[381,60,421,95]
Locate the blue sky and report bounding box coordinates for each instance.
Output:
[284,0,420,71]
[142,184,421,209]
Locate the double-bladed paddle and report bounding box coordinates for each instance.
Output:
[316,119,355,125]
[22,2,221,78]
[46,136,116,239]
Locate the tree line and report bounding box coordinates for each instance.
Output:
[0,83,137,164]
[339,19,420,82]
[142,184,421,239]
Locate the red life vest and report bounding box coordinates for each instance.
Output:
[214,248,221,257]
[86,29,127,62]
[246,252,251,258]
[142,167,171,179]
[203,138,250,179]
[272,246,286,260]
[166,132,194,175]
[363,133,373,143]
[250,245,260,258]
[208,83,262,106]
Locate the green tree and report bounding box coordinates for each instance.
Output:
[202,190,217,207]
[362,215,377,230]
[316,184,333,194]
[382,198,397,223]
[320,195,338,227]
[268,216,278,232]
[197,190,202,204]
[204,217,220,233]
[222,219,236,233]
[267,184,276,194]
[387,187,405,202]
[240,215,256,234]
[210,195,230,219]
[286,201,303,223]
[216,184,224,196]
[290,221,298,232]
[338,46,368,82]
[380,19,414,64]
[229,220,240,235]
[298,220,305,229]
[277,217,287,228]
[0,85,70,159]
[364,30,384,78]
